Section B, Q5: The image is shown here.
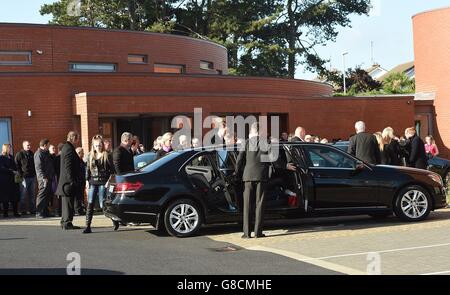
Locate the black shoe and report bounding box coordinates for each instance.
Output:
[3,213,8,218]
[13,213,21,217]
[83,227,92,234]
[113,221,120,231]
[255,233,266,238]
[63,223,81,230]
[241,234,250,239]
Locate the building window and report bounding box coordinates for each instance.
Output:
[154,63,185,74]
[200,60,214,70]
[216,70,223,75]
[69,62,117,72]
[0,51,32,65]
[0,118,12,149]
[128,54,148,64]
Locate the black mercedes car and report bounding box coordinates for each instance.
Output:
[333,141,450,188]
[104,143,447,237]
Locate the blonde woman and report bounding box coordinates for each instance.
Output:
[382,127,401,166]
[156,132,173,160]
[83,137,113,233]
[0,144,20,217]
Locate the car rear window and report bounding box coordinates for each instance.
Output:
[139,152,181,172]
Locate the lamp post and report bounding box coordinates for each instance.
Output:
[342,51,348,95]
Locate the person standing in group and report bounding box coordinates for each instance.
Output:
[382,127,401,166]
[424,135,439,158]
[113,132,134,175]
[291,127,306,142]
[0,144,21,217]
[156,132,173,159]
[15,141,37,215]
[373,132,385,163]
[235,122,270,239]
[57,131,81,230]
[74,147,86,216]
[405,127,428,169]
[131,136,143,156]
[111,132,134,231]
[348,121,381,165]
[83,137,113,234]
[34,139,55,218]
[48,145,59,216]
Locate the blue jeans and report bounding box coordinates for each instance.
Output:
[88,184,106,209]
[20,177,37,212]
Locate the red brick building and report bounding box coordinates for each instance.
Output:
[413,7,450,158]
[0,23,423,153]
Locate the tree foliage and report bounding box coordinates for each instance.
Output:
[40,0,372,77]
[382,72,415,94]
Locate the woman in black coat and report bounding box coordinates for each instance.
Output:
[381,127,401,166]
[0,144,20,217]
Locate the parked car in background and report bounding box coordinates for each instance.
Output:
[333,141,449,189]
[134,152,157,169]
[104,143,447,237]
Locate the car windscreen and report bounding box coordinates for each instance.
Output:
[139,152,181,172]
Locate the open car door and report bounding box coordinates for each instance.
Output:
[282,144,312,212]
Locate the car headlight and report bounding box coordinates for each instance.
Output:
[428,173,444,186]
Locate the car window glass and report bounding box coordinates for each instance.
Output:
[185,153,218,184]
[304,146,356,168]
[214,150,236,170]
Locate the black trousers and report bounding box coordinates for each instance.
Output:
[36,178,51,216]
[61,196,75,226]
[74,186,85,214]
[2,201,18,215]
[243,181,266,237]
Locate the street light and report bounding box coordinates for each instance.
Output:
[342,51,349,95]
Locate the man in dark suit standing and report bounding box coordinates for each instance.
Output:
[113,132,134,175]
[111,132,134,230]
[56,131,81,230]
[291,126,306,142]
[348,121,381,165]
[405,127,428,169]
[235,122,271,239]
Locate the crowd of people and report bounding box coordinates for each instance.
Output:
[0,121,441,236]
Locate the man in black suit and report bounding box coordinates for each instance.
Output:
[291,126,306,142]
[405,127,428,169]
[235,122,271,239]
[111,132,134,231]
[56,131,81,230]
[113,132,134,175]
[348,121,381,165]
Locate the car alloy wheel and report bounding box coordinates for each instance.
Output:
[169,204,199,234]
[164,199,202,237]
[400,190,428,219]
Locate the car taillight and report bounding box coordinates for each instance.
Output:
[114,182,143,194]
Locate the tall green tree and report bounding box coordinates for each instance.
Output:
[41,0,372,78]
[382,72,415,94]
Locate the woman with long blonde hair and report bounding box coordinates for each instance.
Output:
[83,137,113,233]
[0,144,20,217]
[382,127,401,166]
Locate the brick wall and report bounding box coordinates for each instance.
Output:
[413,7,450,158]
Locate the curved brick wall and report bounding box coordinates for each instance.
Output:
[413,7,450,157]
[0,23,228,74]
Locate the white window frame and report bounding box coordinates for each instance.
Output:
[0,51,32,65]
[69,62,117,72]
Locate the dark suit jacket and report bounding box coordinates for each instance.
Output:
[113,145,134,174]
[409,135,428,169]
[56,141,80,197]
[348,132,381,165]
[235,136,271,182]
[290,136,303,142]
[382,140,401,166]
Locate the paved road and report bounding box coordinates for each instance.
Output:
[2,209,450,275]
[0,215,337,275]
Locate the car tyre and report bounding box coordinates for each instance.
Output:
[164,199,202,237]
[394,185,431,222]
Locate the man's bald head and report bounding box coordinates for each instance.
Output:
[295,127,306,140]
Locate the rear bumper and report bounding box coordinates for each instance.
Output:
[104,196,159,225]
